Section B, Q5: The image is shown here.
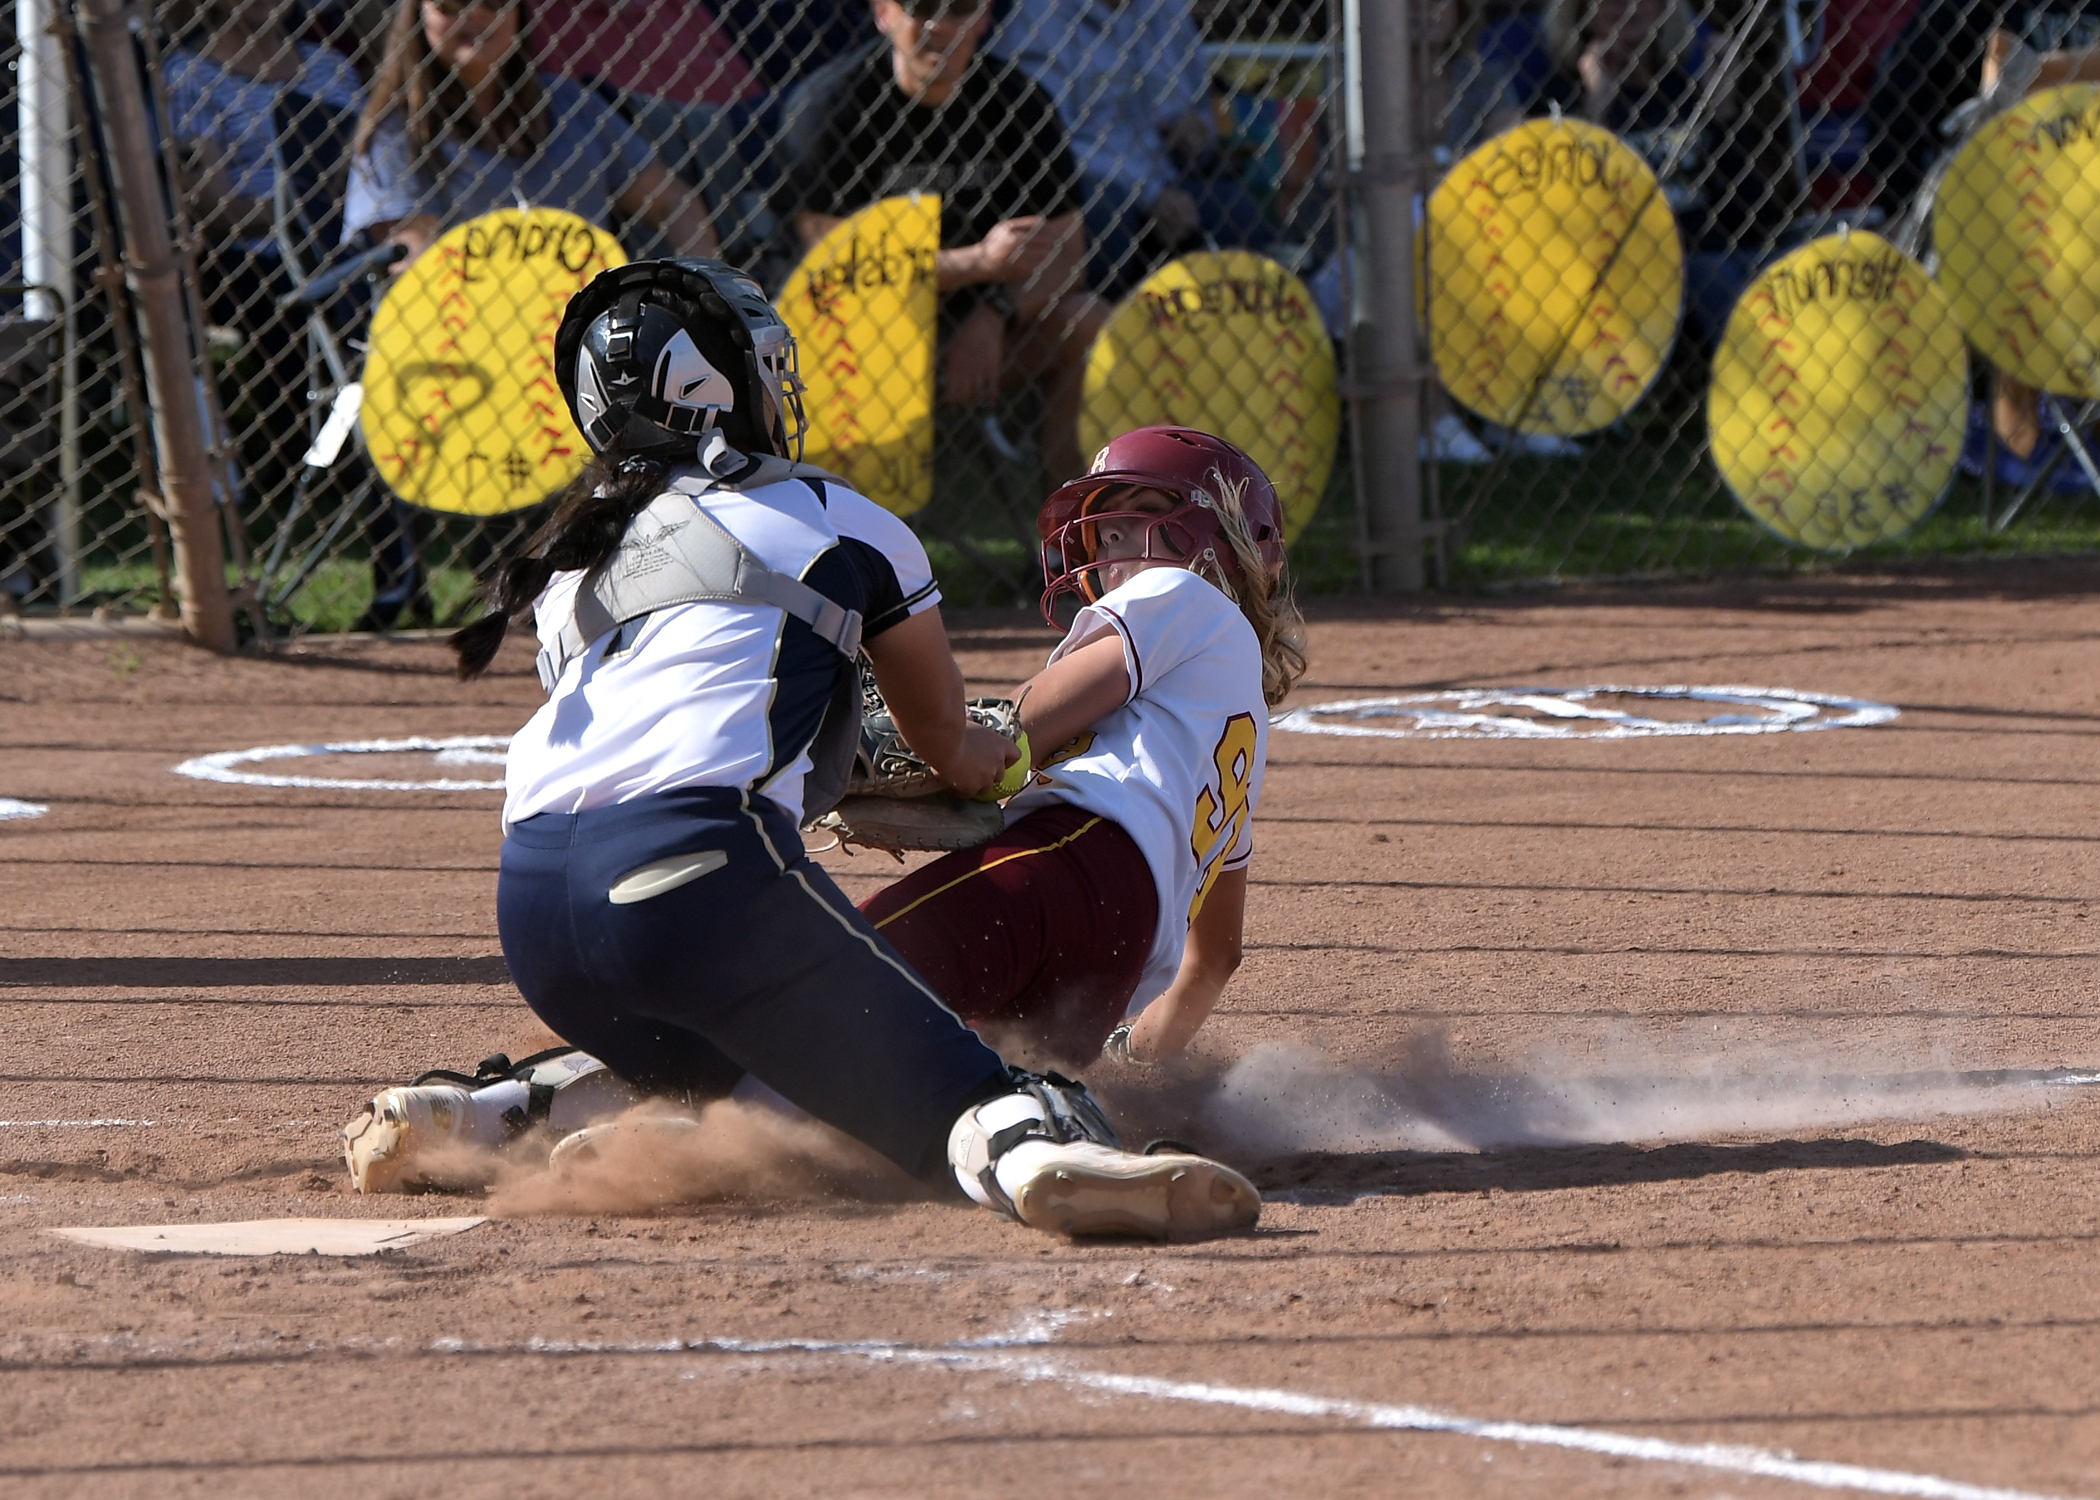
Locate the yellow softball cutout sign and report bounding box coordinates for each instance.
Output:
[1709,233,1966,550]
[361,208,625,514]
[1428,118,1681,434]
[777,195,939,518]
[1937,84,2100,397]
[1080,251,1339,543]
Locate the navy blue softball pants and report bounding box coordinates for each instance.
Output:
[496,787,1011,1182]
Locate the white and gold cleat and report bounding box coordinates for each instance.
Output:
[1005,1141,1260,1241]
[950,1081,1261,1241]
[547,1113,704,1175]
[341,1084,491,1195]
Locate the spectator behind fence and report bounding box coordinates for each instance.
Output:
[785,0,1107,478]
[987,0,1271,297]
[166,2,364,254]
[1540,0,1774,347]
[163,3,365,530]
[343,0,717,265]
[339,0,713,629]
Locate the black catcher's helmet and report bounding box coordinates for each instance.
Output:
[555,258,806,472]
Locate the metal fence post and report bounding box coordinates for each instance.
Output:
[1347,0,1426,592]
[17,0,81,605]
[72,0,234,650]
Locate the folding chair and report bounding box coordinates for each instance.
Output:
[253,95,410,629]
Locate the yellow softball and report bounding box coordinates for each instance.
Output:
[975,730,1033,803]
[1937,84,2100,397]
[1427,117,1683,435]
[1709,232,1966,550]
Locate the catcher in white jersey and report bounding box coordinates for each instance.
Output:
[860,426,1306,1070]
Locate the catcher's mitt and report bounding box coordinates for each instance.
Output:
[813,664,1021,854]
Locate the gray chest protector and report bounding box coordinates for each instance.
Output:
[533,456,867,823]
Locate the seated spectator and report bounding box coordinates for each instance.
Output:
[987,0,1269,296]
[163,2,366,526]
[1540,0,1774,347]
[166,1,364,254]
[785,0,1107,478]
[343,0,716,264]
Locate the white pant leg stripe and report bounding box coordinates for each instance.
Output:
[785,867,972,1027]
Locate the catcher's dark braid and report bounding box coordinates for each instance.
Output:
[449,450,668,680]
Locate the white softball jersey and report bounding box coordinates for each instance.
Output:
[1005,565,1269,1007]
[503,474,938,832]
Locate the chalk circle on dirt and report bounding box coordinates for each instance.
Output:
[0,798,47,820]
[1273,686,1899,740]
[173,735,509,791]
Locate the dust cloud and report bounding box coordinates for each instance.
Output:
[490,1098,917,1215]
[1097,1031,2083,1160]
[483,1031,2087,1213]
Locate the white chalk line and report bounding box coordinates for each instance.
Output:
[1274,685,1900,741]
[420,1321,2080,1500]
[171,736,509,791]
[0,1119,152,1129]
[0,797,48,820]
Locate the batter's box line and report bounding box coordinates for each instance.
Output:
[418,1322,2081,1500]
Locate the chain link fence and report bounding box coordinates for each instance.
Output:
[4,0,1348,634]
[8,0,2100,634]
[1422,0,2100,585]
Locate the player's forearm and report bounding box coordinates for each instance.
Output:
[1017,632,1130,763]
[864,610,971,772]
[1129,963,1233,1060]
[1129,866,1247,1060]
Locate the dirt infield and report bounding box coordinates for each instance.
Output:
[5,563,2100,1498]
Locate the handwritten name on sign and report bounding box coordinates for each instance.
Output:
[1938,84,2100,398]
[360,207,625,516]
[1480,133,1642,199]
[1136,266,1314,334]
[1080,251,1339,545]
[1427,117,1682,436]
[779,196,940,518]
[1708,232,1966,551]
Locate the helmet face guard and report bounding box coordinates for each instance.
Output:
[1038,480,1232,622]
[1036,427,1287,626]
[556,257,808,466]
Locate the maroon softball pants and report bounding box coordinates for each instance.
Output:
[858,803,1158,1070]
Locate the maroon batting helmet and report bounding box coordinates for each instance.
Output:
[1036,426,1285,623]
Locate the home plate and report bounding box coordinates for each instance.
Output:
[49,1216,486,1257]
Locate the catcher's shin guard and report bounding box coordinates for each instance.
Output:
[947,1073,1260,1241]
[342,1049,636,1193]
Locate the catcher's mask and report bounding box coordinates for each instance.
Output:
[555,258,807,472]
[1036,426,1285,625]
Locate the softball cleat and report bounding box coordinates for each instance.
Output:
[1006,1140,1260,1241]
[547,1113,704,1174]
[342,1084,491,1195]
[949,1072,1260,1241]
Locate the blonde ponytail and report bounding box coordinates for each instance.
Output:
[1197,478,1307,708]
